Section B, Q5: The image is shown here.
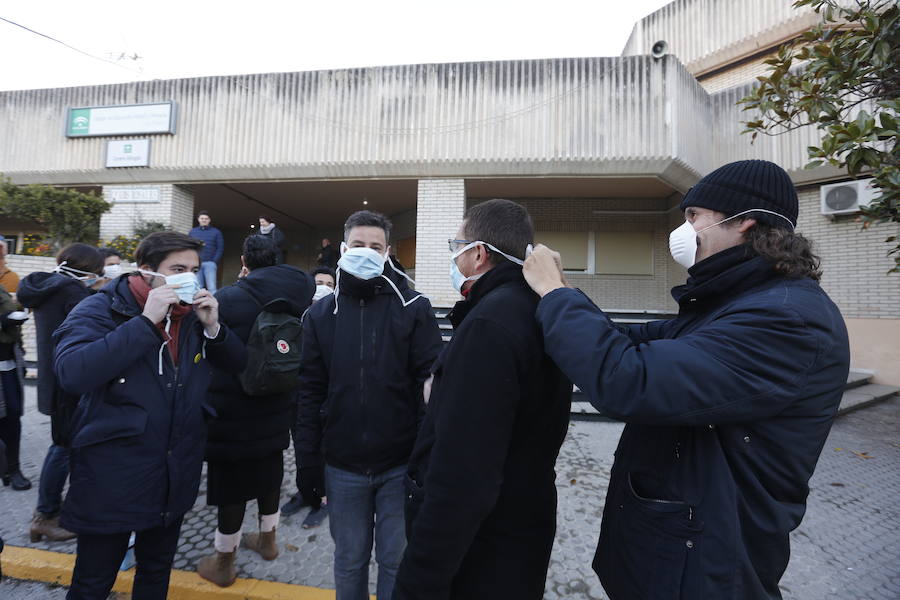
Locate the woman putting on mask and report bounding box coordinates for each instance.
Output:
[52,231,245,600]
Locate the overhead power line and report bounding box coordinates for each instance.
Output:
[0,15,143,75]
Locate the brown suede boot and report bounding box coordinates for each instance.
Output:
[30,513,76,542]
[242,529,278,560]
[196,550,237,587]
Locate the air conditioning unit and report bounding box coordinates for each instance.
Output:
[820,179,876,216]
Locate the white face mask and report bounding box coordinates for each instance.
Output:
[138,269,200,304]
[313,284,334,302]
[103,264,123,279]
[449,241,532,294]
[668,208,795,269]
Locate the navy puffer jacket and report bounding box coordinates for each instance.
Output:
[536,246,850,599]
[53,274,245,534]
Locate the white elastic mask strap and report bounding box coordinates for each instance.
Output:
[452,241,526,266]
[55,261,97,280]
[698,208,795,233]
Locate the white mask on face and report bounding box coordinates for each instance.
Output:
[668,208,795,269]
[312,284,334,302]
[138,269,200,304]
[103,264,123,279]
[449,241,532,294]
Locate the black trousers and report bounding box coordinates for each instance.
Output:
[66,517,184,600]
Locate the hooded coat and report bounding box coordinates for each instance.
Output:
[535,246,850,599]
[295,265,442,475]
[205,264,314,462]
[17,272,92,419]
[394,262,572,600]
[53,274,245,534]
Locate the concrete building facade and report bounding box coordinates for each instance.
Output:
[1,0,897,383]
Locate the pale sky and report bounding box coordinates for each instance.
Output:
[0,0,673,92]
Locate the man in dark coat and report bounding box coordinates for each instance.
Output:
[18,243,104,542]
[393,199,572,600]
[188,210,225,293]
[196,235,314,587]
[258,215,286,264]
[53,232,245,600]
[316,238,339,270]
[522,160,851,600]
[296,210,442,600]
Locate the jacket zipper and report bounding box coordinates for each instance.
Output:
[359,298,368,471]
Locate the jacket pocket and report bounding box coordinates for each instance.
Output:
[598,473,703,600]
[70,402,148,449]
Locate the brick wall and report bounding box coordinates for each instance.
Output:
[796,185,900,319]
[415,180,466,307]
[5,254,57,362]
[100,184,195,241]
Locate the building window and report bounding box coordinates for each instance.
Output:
[594,232,654,275]
[534,231,589,272]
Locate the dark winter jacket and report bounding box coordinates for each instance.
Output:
[205,265,314,462]
[0,288,25,421]
[259,226,286,264]
[53,274,245,535]
[394,262,571,600]
[535,246,850,600]
[295,267,442,475]
[189,225,225,263]
[17,272,93,417]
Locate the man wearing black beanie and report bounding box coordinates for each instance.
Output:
[522,159,851,599]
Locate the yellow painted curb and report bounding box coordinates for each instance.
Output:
[2,545,368,599]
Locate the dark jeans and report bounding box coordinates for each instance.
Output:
[0,369,23,474]
[326,464,406,600]
[66,517,184,600]
[36,444,70,515]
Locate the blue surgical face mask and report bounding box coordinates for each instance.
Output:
[139,269,200,304]
[337,243,386,280]
[449,241,531,294]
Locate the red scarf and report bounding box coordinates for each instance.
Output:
[128,274,192,364]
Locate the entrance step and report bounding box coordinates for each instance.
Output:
[838,383,900,416]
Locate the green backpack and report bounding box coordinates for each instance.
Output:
[236,285,303,396]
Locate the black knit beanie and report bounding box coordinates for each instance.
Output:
[679,160,798,229]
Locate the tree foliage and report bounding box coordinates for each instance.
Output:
[0,177,110,251]
[739,0,899,272]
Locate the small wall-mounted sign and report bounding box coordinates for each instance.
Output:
[105,186,162,204]
[106,139,151,168]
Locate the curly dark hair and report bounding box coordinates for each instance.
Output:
[745,223,822,281]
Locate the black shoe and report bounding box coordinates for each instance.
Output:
[280,493,308,516]
[3,470,32,491]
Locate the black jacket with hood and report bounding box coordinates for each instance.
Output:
[205,264,314,462]
[295,265,442,475]
[17,272,93,419]
[394,262,572,600]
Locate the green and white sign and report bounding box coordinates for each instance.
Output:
[66,102,176,137]
[106,139,151,167]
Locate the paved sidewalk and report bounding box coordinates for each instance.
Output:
[2,385,899,598]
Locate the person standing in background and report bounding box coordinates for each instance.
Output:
[196,235,313,587]
[316,239,338,270]
[94,248,123,290]
[18,244,104,541]
[190,211,225,293]
[0,237,20,294]
[257,216,286,265]
[0,272,29,491]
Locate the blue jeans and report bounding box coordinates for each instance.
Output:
[326,464,406,600]
[197,261,218,293]
[37,444,70,516]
